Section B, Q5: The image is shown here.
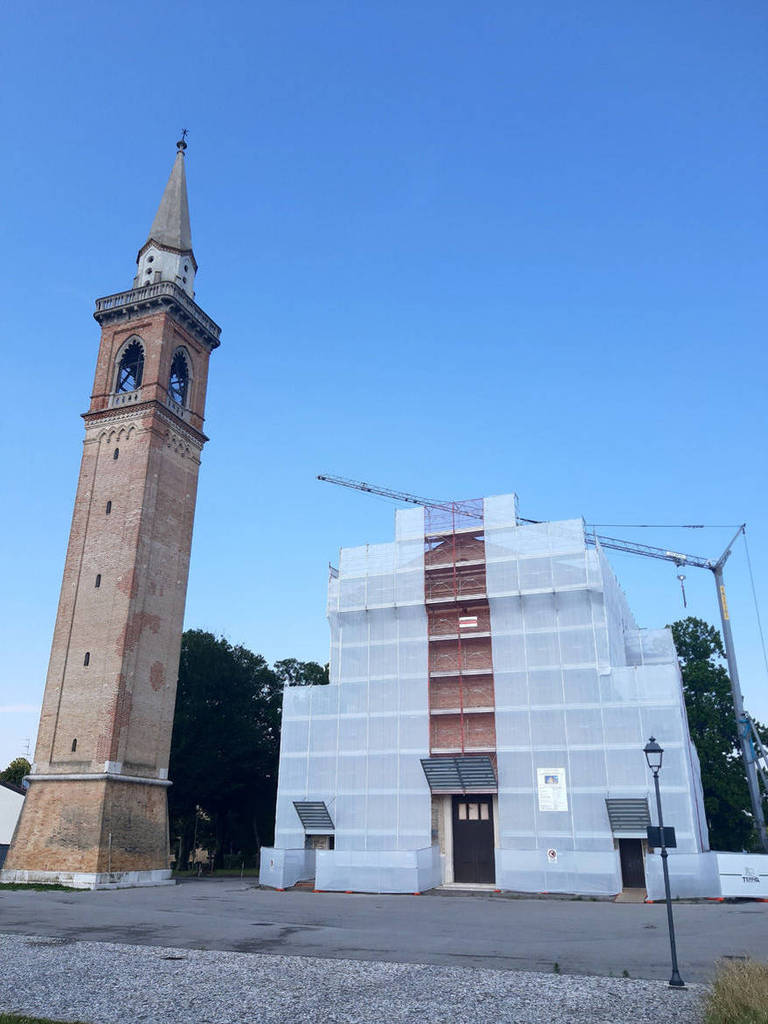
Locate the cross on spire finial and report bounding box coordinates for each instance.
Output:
[177,129,189,152]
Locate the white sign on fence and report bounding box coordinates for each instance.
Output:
[715,852,768,898]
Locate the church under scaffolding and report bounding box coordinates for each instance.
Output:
[260,494,713,896]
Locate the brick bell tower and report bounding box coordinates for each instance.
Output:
[2,138,220,888]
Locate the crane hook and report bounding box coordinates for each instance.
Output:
[677,573,688,608]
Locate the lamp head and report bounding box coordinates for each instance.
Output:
[644,736,664,773]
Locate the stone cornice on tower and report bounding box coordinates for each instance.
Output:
[94,281,221,351]
[82,401,209,450]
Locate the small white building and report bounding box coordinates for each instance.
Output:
[261,495,725,896]
[0,782,25,868]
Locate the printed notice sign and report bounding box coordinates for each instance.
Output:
[537,768,568,812]
[715,852,768,898]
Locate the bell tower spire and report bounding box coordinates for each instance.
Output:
[2,138,220,890]
[134,135,197,298]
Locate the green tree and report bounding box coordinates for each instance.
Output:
[169,631,283,868]
[0,757,30,787]
[274,658,329,687]
[670,617,767,852]
[168,631,330,870]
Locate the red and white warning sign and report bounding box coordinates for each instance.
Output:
[458,615,478,629]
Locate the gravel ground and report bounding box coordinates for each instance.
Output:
[0,933,706,1024]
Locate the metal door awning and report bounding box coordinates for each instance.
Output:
[293,801,334,833]
[421,755,497,794]
[606,798,650,835]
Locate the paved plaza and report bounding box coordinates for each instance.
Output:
[0,878,765,983]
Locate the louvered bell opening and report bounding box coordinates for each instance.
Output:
[605,798,651,836]
[421,755,497,794]
[293,801,334,834]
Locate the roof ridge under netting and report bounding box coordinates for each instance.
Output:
[424,499,484,533]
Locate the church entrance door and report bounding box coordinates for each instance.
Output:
[619,838,646,889]
[452,796,495,883]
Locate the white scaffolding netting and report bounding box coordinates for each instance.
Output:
[269,496,709,896]
[483,496,708,894]
[276,506,432,859]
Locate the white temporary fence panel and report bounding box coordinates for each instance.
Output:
[0,788,24,845]
[258,848,316,890]
[645,852,721,900]
[714,853,768,898]
[315,844,442,893]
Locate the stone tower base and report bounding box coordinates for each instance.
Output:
[2,775,174,889]
[0,867,174,890]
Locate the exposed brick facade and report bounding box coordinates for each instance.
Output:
[5,779,169,873]
[5,293,218,881]
[425,513,498,756]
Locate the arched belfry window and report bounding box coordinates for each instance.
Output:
[116,340,144,393]
[169,349,190,407]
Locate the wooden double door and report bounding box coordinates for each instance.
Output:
[452,795,495,883]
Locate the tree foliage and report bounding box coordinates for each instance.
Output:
[670,617,766,852]
[0,757,30,788]
[168,630,327,869]
[274,658,329,687]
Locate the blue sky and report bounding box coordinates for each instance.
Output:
[1,1,766,769]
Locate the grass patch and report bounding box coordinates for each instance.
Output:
[0,1016,90,1023]
[0,883,79,892]
[704,958,768,1024]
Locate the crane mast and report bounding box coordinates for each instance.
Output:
[317,472,768,852]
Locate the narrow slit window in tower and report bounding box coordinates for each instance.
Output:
[71,739,77,753]
[95,574,101,588]
[83,652,90,666]
[113,448,119,460]
[106,500,112,515]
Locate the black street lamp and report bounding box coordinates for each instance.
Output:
[644,736,685,989]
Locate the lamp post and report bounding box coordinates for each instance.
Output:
[644,737,685,988]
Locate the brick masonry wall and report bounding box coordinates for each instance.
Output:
[426,522,497,757]
[7,304,214,877]
[5,779,169,873]
[88,314,211,435]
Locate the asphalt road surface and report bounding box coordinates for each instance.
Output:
[1,878,766,982]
